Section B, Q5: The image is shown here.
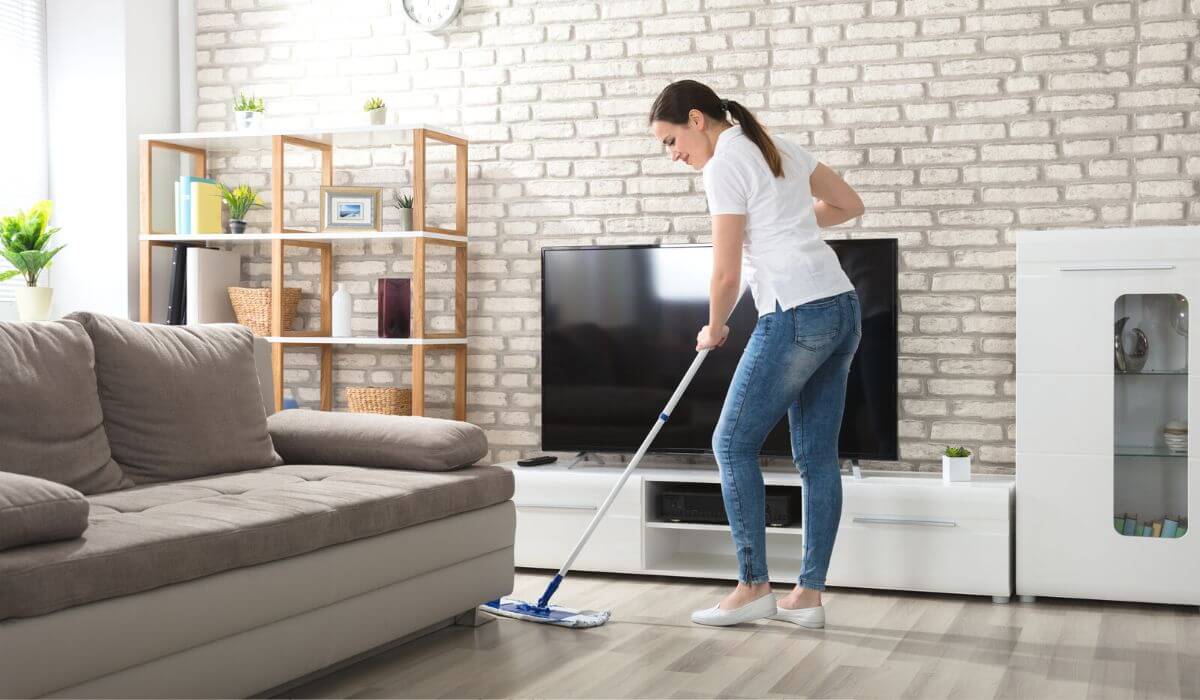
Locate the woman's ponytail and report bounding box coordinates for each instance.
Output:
[649,80,785,179]
[725,100,783,178]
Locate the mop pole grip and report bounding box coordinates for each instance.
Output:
[536,574,564,609]
[548,348,712,591]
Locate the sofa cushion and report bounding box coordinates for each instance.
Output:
[0,463,514,620]
[0,472,90,552]
[0,320,132,494]
[65,312,281,483]
[268,410,488,471]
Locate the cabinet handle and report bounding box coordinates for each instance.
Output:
[519,503,599,512]
[1059,264,1175,272]
[853,516,957,527]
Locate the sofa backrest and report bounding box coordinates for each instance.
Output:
[0,320,133,494]
[64,312,281,483]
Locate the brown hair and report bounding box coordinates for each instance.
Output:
[648,79,783,178]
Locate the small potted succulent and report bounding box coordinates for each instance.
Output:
[233,92,264,130]
[0,200,66,321]
[942,445,972,483]
[392,190,413,230]
[364,96,387,125]
[216,183,263,234]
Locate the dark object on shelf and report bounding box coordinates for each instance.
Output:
[229,219,247,234]
[517,455,558,467]
[658,483,801,528]
[377,278,412,338]
[167,244,187,325]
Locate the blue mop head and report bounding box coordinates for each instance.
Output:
[479,597,611,628]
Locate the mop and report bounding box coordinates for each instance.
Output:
[481,347,714,628]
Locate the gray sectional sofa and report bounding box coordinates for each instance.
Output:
[0,314,515,699]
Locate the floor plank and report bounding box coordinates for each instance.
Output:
[283,570,1200,699]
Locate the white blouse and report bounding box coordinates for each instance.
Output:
[702,125,855,317]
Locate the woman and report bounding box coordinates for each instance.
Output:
[649,80,865,629]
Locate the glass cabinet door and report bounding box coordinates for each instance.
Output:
[1114,293,1188,538]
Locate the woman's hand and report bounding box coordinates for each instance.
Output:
[697,324,730,351]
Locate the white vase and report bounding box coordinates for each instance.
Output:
[942,455,972,483]
[367,108,387,125]
[332,283,352,337]
[16,286,53,321]
[398,207,412,231]
[234,110,262,130]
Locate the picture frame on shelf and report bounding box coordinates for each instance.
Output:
[319,186,382,232]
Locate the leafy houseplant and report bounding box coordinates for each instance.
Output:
[392,191,413,230]
[233,92,264,130]
[942,445,972,483]
[0,200,66,321]
[216,183,263,234]
[364,96,387,125]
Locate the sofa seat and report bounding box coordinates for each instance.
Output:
[0,464,513,621]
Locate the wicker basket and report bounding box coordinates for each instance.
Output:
[346,386,412,416]
[227,287,302,336]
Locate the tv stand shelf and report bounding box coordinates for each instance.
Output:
[499,461,1014,602]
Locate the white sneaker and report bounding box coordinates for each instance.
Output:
[770,603,825,629]
[691,593,777,627]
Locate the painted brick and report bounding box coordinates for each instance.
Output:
[191,0,1194,473]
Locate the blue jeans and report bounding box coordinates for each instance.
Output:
[712,290,861,590]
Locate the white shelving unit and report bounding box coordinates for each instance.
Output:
[139,123,468,150]
[1016,226,1199,608]
[265,336,467,346]
[139,230,467,244]
[501,461,1014,602]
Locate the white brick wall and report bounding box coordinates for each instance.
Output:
[195,0,1200,473]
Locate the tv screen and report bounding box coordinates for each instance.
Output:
[541,240,898,461]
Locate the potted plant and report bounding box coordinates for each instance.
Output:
[216,183,263,234]
[392,190,413,230]
[942,445,972,483]
[0,200,66,321]
[364,96,386,125]
[233,92,264,130]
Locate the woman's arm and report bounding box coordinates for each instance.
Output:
[810,163,865,228]
[698,214,745,350]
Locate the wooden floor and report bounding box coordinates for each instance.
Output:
[286,570,1200,699]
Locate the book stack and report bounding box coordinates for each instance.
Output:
[174,175,222,235]
[1113,513,1188,538]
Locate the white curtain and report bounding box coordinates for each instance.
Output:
[0,0,49,302]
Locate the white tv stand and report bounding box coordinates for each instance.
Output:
[498,460,1014,603]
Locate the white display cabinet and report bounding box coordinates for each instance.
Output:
[1016,227,1199,607]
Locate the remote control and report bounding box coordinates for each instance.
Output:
[516,455,558,467]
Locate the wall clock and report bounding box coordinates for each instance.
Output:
[399,0,463,31]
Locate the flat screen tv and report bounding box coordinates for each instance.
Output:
[541,240,898,461]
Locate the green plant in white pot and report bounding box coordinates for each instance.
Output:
[392,190,413,230]
[364,96,387,125]
[233,92,264,130]
[942,445,972,483]
[0,200,66,321]
[217,183,263,234]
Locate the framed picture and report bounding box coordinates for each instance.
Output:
[319,186,383,232]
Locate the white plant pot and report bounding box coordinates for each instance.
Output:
[366,108,387,125]
[397,207,412,231]
[234,110,262,131]
[16,286,53,322]
[942,455,972,483]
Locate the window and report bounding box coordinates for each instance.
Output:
[0,0,49,303]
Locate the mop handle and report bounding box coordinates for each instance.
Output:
[537,347,712,607]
